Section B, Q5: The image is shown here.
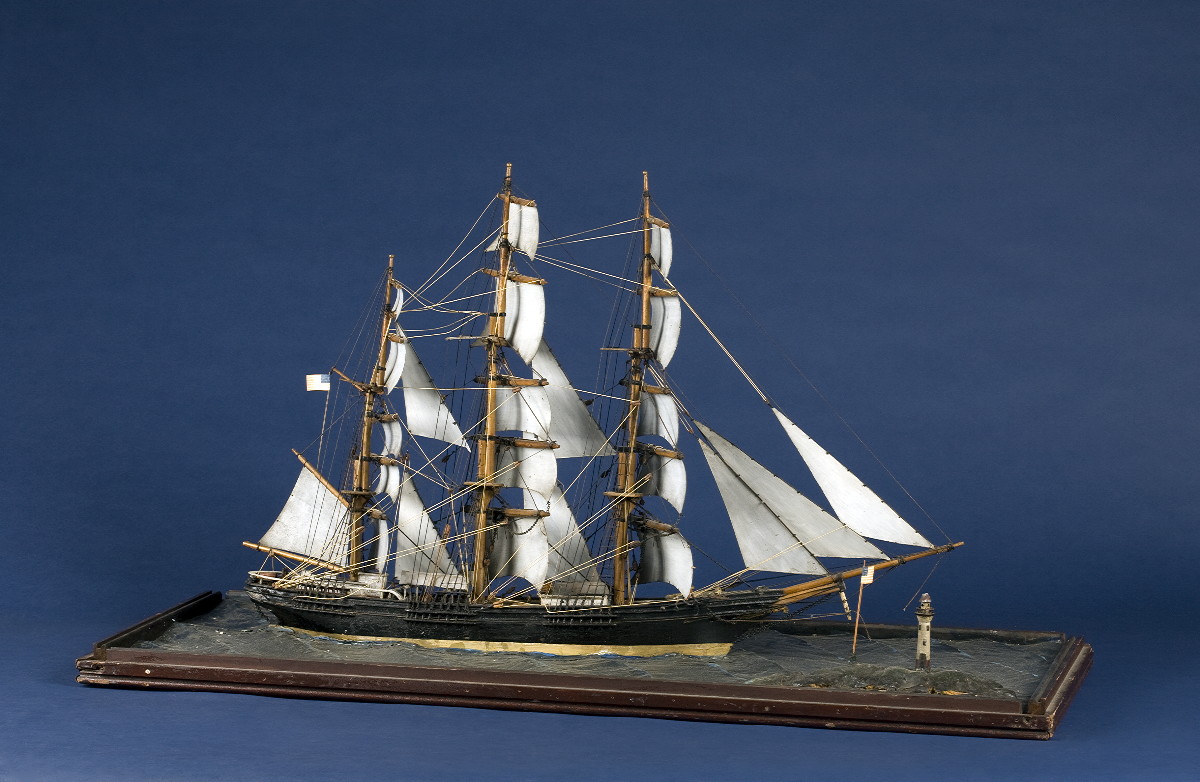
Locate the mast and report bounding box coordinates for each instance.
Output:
[608,172,656,605]
[347,254,398,580]
[471,163,516,599]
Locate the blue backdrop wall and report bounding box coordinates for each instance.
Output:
[2,2,1196,779]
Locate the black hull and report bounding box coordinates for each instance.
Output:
[245,580,784,655]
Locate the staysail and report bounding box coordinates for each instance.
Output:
[394,335,466,446]
[391,468,466,589]
[524,486,599,583]
[696,422,887,575]
[771,409,932,548]
[530,339,614,459]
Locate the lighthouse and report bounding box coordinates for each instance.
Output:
[915,593,934,670]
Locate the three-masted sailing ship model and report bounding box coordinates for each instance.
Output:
[244,165,962,656]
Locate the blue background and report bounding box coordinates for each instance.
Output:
[3,1,1196,779]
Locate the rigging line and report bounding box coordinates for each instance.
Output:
[537,217,639,245]
[408,197,496,299]
[536,493,628,582]
[400,310,481,334]
[565,386,633,403]
[901,553,945,612]
[405,263,489,313]
[539,531,629,584]
[671,229,949,541]
[393,424,463,494]
[407,227,501,306]
[539,228,643,247]
[362,511,474,570]
[533,258,638,295]
[671,287,773,406]
[692,532,840,595]
[361,497,503,571]
[401,320,484,340]
[532,254,641,287]
[556,405,630,498]
[489,538,643,602]
[540,487,638,578]
[404,289,492,312]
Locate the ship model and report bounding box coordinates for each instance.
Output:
[244,165,962,656]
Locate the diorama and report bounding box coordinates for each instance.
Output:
[77,166,1091,739]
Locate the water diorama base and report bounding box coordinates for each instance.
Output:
[75,591,1092,739]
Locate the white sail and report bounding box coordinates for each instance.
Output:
[772,409,933,548]
[390,282,403,314]
[486,202,540,260]
[374,463,403,504]
[383,337,405,393]
[495,384,552,441]
[637,392,680,448]
[374,516,390,574]
[638,529,693,596]
[650,224,673,278]
[503,279,545,364]
[377,419,404,457]
[393,469,464,588]
[259,467,350,565]
[398,339,465,446]
[529,339,614,458]
[488,517,550,589]
[494,443,557,501]
[699,441,824,575]
[637,452,686,513]
[649,295,681,367]
[504,203,523,249]
[697,425,888,573]
[516,203,540,260]
[524,486,598,583]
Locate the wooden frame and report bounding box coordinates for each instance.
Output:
[76,592,1092,739]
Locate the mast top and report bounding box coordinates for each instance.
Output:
[504,162,513,195]
[643,170,649,196]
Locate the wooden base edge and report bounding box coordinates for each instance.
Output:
[75,591,1092,740]
[75,672,1055,739]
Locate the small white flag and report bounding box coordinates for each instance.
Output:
[861,564,875,585]
[306,373,331,392]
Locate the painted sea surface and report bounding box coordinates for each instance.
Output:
[133,592,1060,699]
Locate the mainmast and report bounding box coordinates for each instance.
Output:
[469,165,516,598]
[607,172,658,605]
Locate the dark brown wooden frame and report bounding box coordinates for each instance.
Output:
[76,592,1092,739]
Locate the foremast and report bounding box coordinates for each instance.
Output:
[608,172,673,605]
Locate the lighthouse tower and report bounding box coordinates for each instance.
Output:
[915,593,934,670]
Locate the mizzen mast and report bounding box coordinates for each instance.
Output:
[347,254,401,580]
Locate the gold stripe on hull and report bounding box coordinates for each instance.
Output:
[285,626,732,657]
